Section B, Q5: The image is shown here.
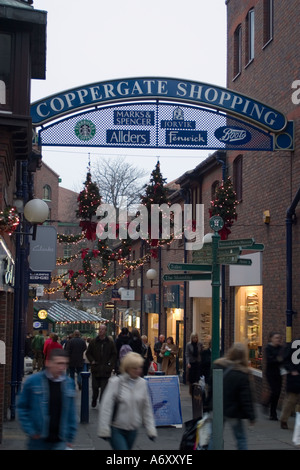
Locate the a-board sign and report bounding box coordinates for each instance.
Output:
[145,375,182,427]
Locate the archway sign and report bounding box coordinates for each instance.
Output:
[31,77,293,151]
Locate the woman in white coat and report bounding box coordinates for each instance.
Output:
[98,352,157,450]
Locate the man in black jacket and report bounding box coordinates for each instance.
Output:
[66,330,87,390]
[86,324,117,407]
[280,339,300,429]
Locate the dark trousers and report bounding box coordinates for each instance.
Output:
[69,366,83,387]
[92,375,109,402]
[266,374,282,418]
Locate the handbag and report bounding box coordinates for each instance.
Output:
[179,418,200,450]
[111,378,121,423]
[195,413,212,450]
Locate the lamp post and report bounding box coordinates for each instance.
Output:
[146,267,162,338]
[10,198,49,420]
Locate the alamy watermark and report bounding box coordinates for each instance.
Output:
[292,80,300,105]
[96,203,204,251]
[291,340,300,365]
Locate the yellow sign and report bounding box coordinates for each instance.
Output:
[38,309,48,320]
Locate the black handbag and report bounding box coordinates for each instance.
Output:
[111,378,121,423]
[179,418,199,450]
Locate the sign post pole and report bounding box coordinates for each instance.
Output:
[209,216,224,450]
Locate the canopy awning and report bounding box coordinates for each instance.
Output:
[33,301,107,323]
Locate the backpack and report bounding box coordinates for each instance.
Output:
[119,344,132,361]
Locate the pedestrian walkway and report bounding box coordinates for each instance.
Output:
[0,379,298,451]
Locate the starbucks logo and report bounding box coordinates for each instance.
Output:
[75,119,96,141]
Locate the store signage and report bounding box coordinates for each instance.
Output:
[31,77,286,132]
[0,238,15,289]
[29,226,57,272]
[38,309,48,320]
[29,271,51,284]
[113,109,155,125]
[165,130,207,146]
[214,126,252,145]
[106,129,150,145]
[121,289,135,300]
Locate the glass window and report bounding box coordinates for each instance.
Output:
[263,0,274,46]
[233,155,243,202]
[247,9,255,63]
[234,25,242,78]
[43,184,52,201]
[235,286,263,369]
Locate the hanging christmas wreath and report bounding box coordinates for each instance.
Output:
[209,177,238,240]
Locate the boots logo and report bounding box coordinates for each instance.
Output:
[215,126,251,145]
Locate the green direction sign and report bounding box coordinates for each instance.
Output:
[236,258,252,266]
[168,263,212,272]
[241,243,264,251]
[163,273,212,282]
[219,238,254,248]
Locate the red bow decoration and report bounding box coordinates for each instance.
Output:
[79,220,97,241]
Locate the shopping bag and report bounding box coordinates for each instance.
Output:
[179,418,199,450]
[292,411,300,446]
[195,413,212,450]
[148,361,157,374]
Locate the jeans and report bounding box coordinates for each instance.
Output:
[110,426,137,450]
[226,418,248,450]
[69,366,83,387]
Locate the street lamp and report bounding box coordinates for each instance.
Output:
[23,198,49,239]
[10,198,49,420]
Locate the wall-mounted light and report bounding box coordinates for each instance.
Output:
[263,210,270,224]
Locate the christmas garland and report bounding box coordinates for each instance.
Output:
[0,206,20,235]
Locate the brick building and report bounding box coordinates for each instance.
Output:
[0,0,46,441]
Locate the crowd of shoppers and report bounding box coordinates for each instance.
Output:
[18,325,300,451]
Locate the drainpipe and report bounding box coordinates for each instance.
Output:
[286,186,300,344]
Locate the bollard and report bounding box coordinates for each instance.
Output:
[80,371,90,423]
[212,368,224,450]
[192,383,203,420]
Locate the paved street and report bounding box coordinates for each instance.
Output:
[0,378,298,454]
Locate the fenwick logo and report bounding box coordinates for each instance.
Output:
[96,203,204,251]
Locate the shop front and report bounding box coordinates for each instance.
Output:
[163,284,184,375]
[230,253,263,371]
[144,293,159,348]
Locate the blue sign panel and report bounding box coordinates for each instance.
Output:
[113,109,154,126]
[145,375,182,427]
[166,129,207,146]
[106,129,150,145]
[214,126,252,146]
[38,102,275,151]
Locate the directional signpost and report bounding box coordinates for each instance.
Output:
[163,215,265,450]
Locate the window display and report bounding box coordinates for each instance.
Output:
[235,286,263,369]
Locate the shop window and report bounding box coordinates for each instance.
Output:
[263,0,274,47]
[233,24,242,78]
[234,286,263,369]
[246,9,255,65]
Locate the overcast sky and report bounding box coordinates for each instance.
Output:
[31,0,227,192]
